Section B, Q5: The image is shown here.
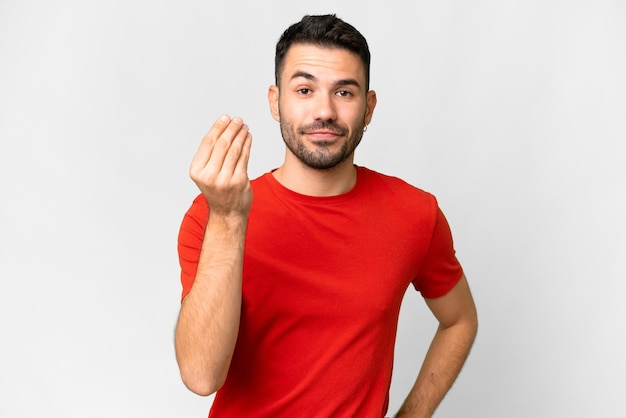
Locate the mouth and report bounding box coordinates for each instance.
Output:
[303,130,343,141]
[300,120,346,134]
[299,122,347,142]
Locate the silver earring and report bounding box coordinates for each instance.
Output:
[363,125,368,133]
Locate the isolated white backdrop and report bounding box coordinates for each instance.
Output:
[1,1,624,417]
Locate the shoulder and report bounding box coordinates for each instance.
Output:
[357,166,429,193]
[357,166,437,207]
[179,194,209,241]
[187,193,208,218]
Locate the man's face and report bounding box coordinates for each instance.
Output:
[269,44,376,170]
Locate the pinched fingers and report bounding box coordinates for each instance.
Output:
[190,114,232,171]
[220,121,252,179]
[206,117,249,177]
[190,116,247,183]
[189,115,253,216]
[234,131,252,180]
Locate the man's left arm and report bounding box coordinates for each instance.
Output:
[395,274,478,418]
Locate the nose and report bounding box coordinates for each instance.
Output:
[312,92,337,122]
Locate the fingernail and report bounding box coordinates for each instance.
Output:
[232,117,243,125]
[220,114,230,122]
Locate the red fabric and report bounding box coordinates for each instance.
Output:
[177,166,463,418]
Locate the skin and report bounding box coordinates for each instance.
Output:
[394,275,477,417]
[174,115,252,395]
[174,43,478,417]
[268,44,377,196]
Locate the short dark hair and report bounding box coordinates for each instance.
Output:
[274,14,371,90]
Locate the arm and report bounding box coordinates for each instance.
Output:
[174,115,253,396]
[395,274,478,418]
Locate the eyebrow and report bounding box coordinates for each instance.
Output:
[290,71,362,89]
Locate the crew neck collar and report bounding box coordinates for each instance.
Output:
[263,165,366,204]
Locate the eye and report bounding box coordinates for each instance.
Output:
[336,90,353,97]
[297,88,312,95]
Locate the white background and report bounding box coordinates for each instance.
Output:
[1,1,624,417]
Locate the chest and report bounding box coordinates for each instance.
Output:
[241,197,432,323]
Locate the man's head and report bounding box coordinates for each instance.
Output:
[269,15,377,171]
[274,14,371,91]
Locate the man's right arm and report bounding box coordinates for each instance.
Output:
[174,115,253,396]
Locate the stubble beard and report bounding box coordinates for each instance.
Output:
[279,118,365,170]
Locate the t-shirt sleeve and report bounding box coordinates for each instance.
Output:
[177,195,209,301]
[412,207,463,298]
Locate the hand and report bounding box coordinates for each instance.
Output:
[189,115,253,218]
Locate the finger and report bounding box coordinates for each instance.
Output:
[190,114,231,171]
[221,123,251,176]
[233,132,252,180]
[205,117,246,174]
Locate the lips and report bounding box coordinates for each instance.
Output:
[305,130,341,136]
[304,130,343,142]
[299,121,347,137]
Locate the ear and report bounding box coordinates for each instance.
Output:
[268,85,280,122]
[364,90,377,126]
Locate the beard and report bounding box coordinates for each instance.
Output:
[279,118,365,170]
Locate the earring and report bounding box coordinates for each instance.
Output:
[363,125,368,133]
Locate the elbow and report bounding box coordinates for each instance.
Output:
[184,382,219,397]
[180,369,226,397]
[464,306,479,343]
[465,312,479,349]
[449,308,479,345]
[176,352,228,396]
[471,305,479,336]
[175,333,230,396]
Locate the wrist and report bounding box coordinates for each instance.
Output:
[207,210,249,235]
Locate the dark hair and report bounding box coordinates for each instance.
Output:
[274,14,371,90]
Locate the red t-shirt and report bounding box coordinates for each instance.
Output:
[178,166,463,418]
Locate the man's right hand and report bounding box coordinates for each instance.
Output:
[189,115,253,218]
[176,115,253,396]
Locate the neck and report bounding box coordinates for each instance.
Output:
[273,155,357,197]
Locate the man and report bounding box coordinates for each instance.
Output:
[175,14,477,418]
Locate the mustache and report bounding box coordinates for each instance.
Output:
[299,121,347,135]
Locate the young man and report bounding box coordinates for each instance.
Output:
[175,14,477,418]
